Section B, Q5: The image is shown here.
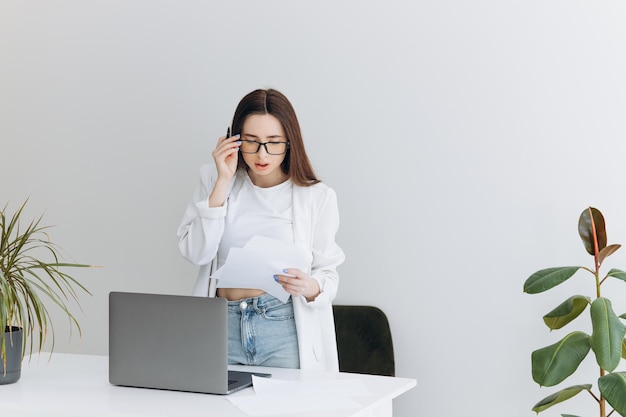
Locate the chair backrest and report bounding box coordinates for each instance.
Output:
[332,305,395,377]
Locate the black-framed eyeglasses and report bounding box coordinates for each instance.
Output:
[240,140,290,155]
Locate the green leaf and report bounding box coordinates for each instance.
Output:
[590,298,626,372]
[543,296,590,330]
[532,331,591,387]
[578,207,607,256]
[622,339,626,360]
[524,267,582,294]
[598,372,626,416]
[531,384,592,413]
[0,199,95,362]
[607,268,626,283]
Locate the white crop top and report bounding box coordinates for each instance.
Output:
[216,174,294,271]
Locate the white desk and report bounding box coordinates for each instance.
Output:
[3,353,416,417]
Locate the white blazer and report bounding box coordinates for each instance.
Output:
[177,164,345,371]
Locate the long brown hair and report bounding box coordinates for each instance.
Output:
[231,89,320,186]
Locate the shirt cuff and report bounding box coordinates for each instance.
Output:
[195,200,227,219]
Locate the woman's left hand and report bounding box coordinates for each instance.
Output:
[274,268,320,302]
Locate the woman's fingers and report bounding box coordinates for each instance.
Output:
[212,134,241,177]
[273,269,319,299]
[213,134,240,158]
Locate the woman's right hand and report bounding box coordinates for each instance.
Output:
[208,133,241,208]
[212,133,241,182]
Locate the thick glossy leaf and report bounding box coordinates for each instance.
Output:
[598,244,621,266]
[590,298,626,372]
[608,268,626,283]
[524,267,582,294]
[543,296,590,330]
[622,339,626,359]
[598,372,626,417]
[531,384,592,413]
[578,207,607,256]
[532,331,591,387]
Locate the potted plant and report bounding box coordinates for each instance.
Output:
[524,207,626,417]
[1,199,94,384]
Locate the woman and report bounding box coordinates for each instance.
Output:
[177,88,345,371]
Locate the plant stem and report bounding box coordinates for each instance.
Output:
[597,268,605,417]
[600,368,606,417]
[588,389,601,403]
[588,208,606,417]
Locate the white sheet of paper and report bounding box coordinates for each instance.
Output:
[227,376,370,416]
[212,235,312,303]
[250,375,371,397]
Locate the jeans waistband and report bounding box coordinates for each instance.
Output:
[226,293,289,311]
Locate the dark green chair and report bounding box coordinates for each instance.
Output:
[332,305,395,377]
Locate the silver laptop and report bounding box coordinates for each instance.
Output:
[109,291,259,394]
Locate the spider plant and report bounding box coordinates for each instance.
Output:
[524,207,626,417]
[1,199,94,372]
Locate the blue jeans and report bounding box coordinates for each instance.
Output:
[227,293,300,369]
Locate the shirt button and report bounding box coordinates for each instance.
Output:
[239,301,248,310]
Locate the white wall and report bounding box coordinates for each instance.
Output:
[3,1,626,416]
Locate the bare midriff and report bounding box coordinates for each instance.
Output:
[217,288,266,301]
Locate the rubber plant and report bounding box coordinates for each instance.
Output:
[1,199,94,372]
[524,207,626,417]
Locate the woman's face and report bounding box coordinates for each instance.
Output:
[240,114,289,187]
